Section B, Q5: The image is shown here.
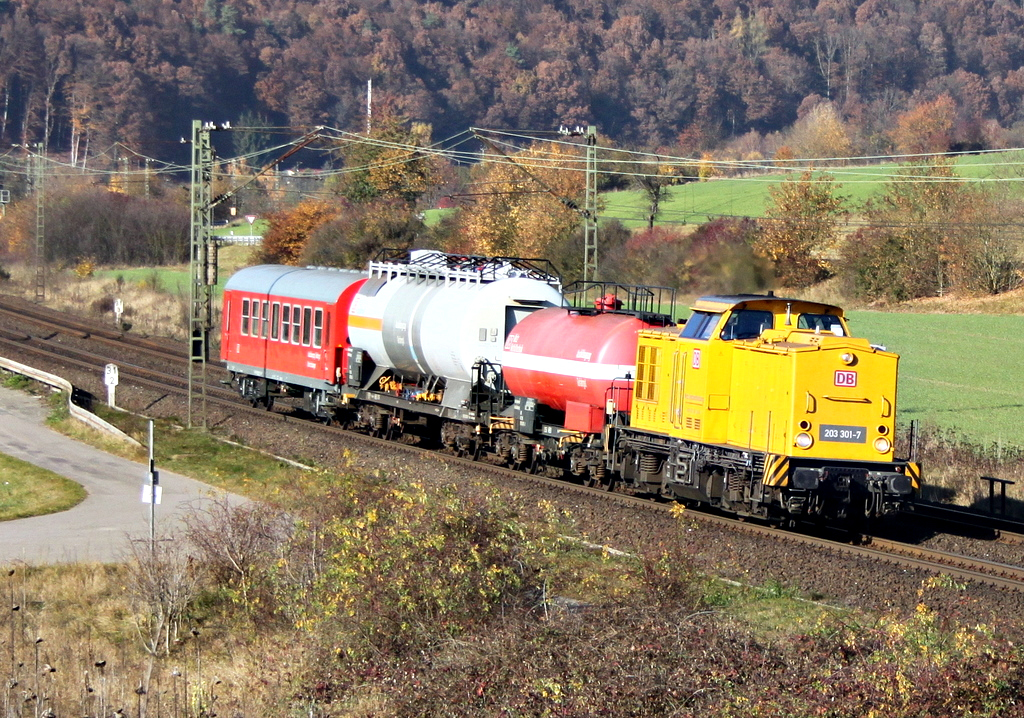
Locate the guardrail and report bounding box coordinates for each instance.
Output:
[0,357,142,447]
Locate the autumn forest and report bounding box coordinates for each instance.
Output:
[4,0,1024,158]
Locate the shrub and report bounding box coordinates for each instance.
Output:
[276,477,539,657]
[301,198,423,268]
[74,257,96,278]
[91,295,115,314]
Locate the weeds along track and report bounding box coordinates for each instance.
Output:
[864,537,1024,589]
[2,296,1024,618]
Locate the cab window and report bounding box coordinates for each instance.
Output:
[680,311,722,340]
[720,309,774,341]
[798,313,845,336]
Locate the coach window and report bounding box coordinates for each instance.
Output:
[292,306,302,344]
[680,311,721,340]
[271,303,280,340]
[241,298,250,336]
[313,308,324,348]
[720,309,774,341]
[261,300,270,338]
[282,305,291,343]
[302,306,313,346]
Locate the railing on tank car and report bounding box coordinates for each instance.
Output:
[564,281,678,325]
[371,248,562,287]
[471,359,510,416]
[605,378,635,427]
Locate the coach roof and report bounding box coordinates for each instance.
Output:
[224,265,366,304]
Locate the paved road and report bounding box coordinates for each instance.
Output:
[0,386,243,564]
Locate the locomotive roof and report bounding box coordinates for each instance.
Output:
[691,294,843,314]
[224,265,365,303]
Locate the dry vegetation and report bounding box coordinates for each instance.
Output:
[2,263,189,340]
[1,465,1021,718]
[0,247,255,341]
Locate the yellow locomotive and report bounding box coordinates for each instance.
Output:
[612,294,919,524]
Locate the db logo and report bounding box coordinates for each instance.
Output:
[834,370,857,387]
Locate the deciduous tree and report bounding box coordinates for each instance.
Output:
[257,200,339,265]
[338,106,440,206]
[301,198,424,269]
[786,101,853,160]
[890,94,956,155]
[458,139,586,258]
[843,158,1023,300]
[755,170,846,288]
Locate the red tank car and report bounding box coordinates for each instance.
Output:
[503,307,654,433]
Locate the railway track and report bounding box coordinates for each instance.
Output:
[0,294,191,364]
[1,296,1023,594]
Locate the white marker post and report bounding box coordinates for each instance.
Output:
[113,298,124,328]
[103,363,118,408]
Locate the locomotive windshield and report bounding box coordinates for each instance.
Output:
[798,312,845,336]
[680,311,722,340]
[720,309,774,341]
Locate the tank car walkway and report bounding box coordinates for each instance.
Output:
[0,385,243,564]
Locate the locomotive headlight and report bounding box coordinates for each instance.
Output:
[840,352,856,365]
[873,436,892,454]
[795,432,814,449]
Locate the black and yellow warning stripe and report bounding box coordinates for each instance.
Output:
[763,454,789,487]
[904,461,921,490]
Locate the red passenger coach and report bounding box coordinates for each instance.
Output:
[221,265,366,409]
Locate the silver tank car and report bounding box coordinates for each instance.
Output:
[348,251,564,409]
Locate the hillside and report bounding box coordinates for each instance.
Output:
[2,0,1024,162]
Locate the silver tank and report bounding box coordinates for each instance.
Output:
[348,252,564,386]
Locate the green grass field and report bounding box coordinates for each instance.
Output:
[601,150,1024,228]
[848,311,1024,448]
[92,244,255,295]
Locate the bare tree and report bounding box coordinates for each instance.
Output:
[123,534,199,659]
[182,497,291,612]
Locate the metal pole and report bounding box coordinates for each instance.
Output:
[148,420,156,552]
[583,126,598,282]
[367,79,372,134]
[31,146,45,302]
[188,120,214,429]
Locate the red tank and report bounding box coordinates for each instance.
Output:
[503,308,652,431]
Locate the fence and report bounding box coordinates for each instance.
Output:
[217,234,262,246]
